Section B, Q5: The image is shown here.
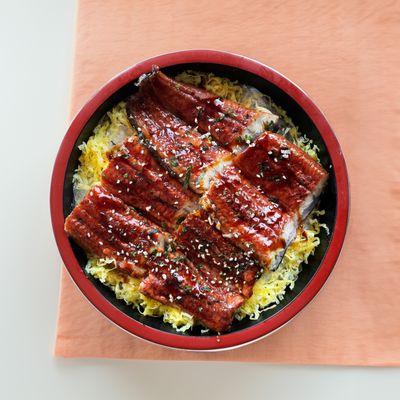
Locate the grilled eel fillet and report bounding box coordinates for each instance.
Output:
[101,135,198,232]
[147,68,277,153]
[140,258,244,332]
[65,186,246,331]
[200,166,297,271]
[126,86,232,194]
[175,209,262,298]
[64,186,168,278]
[234,132,328,220]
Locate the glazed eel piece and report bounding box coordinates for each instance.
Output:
[64,186,168,278]
[140,259,244,332]
[65,186,244,331]
[126,85,232,194]
[200,166,297,271]
[234,132,328,220]
[101,135,198,232]
[175,209,262,298]
[143,210,262,324]
[147,68,277,153]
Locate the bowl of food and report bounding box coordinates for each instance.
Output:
[51,49,349,350]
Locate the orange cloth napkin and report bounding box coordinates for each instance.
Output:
[55,0,400,365]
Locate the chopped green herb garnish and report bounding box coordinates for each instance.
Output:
[268,175,281,182]
[181,226,187,233]
[243,134,253,143]
[236,133,253,144]
[236,134,253,144]
[200,285,211,292]
[225,107,238,118]
[173,255,187,263]
[176,216,185,225]
[161,222,166,231]
[170,157,179,167]
[169,242,176,252]
[183,285,192,293]
[183,166,192,190]
[236,136,244,144]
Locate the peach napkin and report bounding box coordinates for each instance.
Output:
[55,0,400,365]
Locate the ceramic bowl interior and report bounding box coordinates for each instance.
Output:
[62,62,337,337]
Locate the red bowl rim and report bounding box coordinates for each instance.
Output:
[50,49,349,351]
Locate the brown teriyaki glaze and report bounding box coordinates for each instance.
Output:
[234,132,328,218]
[148,69,270,152]
[102,135,198,231]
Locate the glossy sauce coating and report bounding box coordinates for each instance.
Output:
[102,136,198,231]
[64,186,167,277]
[66,187,247,331]
[234,132,328,215]
[148,69,265,151]
[141,256,244,332]
[176,209,262,298]
[127,86,230,193]
[200,166,293,268]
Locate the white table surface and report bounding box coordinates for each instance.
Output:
[0,1,398,398]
